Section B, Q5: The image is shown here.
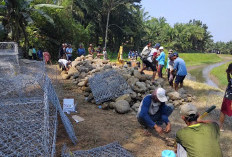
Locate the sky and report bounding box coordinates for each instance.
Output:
[141,0,232,42]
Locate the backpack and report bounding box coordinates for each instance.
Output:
[140,46,151,59]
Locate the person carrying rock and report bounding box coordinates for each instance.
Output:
[176,103,222,157]
[140,42,157,82]
[58,59,71,71]
[173,52,187,91]
[137,88,174,134]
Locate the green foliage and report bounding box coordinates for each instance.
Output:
[1,0,230,61]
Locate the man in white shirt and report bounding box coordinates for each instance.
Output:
[58,59,71,71]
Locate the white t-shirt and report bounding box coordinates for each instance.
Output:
[147,48,157,63]
[58,59,68,67]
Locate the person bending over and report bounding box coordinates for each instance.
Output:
[137,88,174,134]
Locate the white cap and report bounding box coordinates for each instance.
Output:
[159,46,164,50]
[156,88,168,102]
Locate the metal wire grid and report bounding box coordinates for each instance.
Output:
[89,70,132,104]
[0,42,72,156]
[62,142,134,157]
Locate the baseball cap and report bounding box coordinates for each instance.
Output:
[180,103,198,117]
[156,88,168,102]
[159,46,164,50]
[173,52,179,57]
[154,43,160,48]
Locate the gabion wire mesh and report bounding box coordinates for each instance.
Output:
[0,42,77,156]
[89,70,132,104]
[62,142,134,157]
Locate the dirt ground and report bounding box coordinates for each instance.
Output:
[47,65,232,157]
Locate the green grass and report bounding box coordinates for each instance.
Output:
[179,53,222,67]
[211,62,230,88]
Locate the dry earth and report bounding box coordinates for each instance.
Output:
[47,65,232,157]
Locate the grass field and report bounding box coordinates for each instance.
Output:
[211,62,230,88]
[179,53,222,67]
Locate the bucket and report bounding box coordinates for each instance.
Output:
[161,150,176,157]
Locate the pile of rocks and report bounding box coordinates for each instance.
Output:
[60,55,194,114]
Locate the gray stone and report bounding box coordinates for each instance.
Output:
[130,92,137,99]
[73,72,79,79]
[78,81,86,87]
[102,102,109,110]
[133,82,146,93]
[167,91,181,100]
[132,102,140,112]
[133,70,147,81]
[114,100,130,114]
[122,74,131,80]
[153,78,164,86]
[115,94,132,103]
[127,77,139,87]
[109,102,115,109]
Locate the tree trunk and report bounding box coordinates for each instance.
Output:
[104,10,110,49]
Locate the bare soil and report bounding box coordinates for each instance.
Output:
[46,65,232,157]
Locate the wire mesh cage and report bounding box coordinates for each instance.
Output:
[89,70,132,104]
[62,142,134,157]
[0,42,77,156]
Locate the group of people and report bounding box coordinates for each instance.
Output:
[128,50,138,60]
[28,46,52,64]
[88,44,108,60]
[137,88,223,157]
[59,43,86,61]
[140,42,187,91]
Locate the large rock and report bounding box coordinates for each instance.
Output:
[78,81,86,87]
[153,78,164,86]
[68,67,78,77]
[130,92,137,99]
[73,72,79,79]
[132,102,140,112]
[127,77,139,87]
[115,94,132,103]
[122,74,131,80]
[71,60,80,67]
[133,70,147,81]
[133,82,147,93]
[114,100,130,114]
[167,91,181,100]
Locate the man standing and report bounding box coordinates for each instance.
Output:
[66,44,73,61]
[176,103,222,157]
[173,52,187,91]
[88,44,95,55]
[156,46,165,78]
[137,88,174,134]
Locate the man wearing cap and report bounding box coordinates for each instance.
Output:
[173,52,187,91]
[156,46,165,78]
[176,103,222,157]
[140,42,157,82]
[137,88,174,134]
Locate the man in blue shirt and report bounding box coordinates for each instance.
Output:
[137,88,174,134]
[156,46,165,78]
[173,52,187,91]
[77,44,86,56]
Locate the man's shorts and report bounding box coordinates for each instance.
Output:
[142,59,157,71]
[175,75,186,84]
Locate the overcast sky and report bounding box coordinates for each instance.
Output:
[141,0,232,42]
